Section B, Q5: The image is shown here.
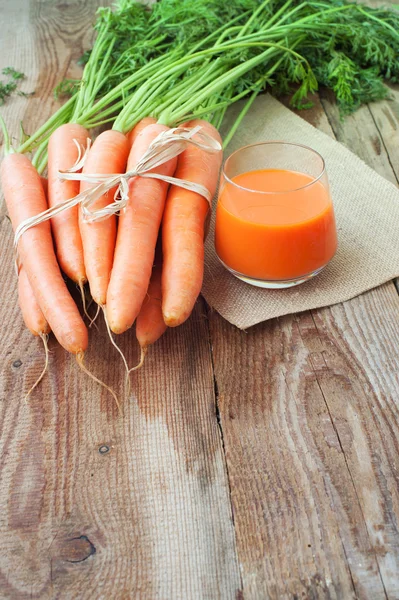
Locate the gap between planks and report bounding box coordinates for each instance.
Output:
[207,89,399,599]
[204,299,245,595]
[312,91,398,597]
[306,312,389,600]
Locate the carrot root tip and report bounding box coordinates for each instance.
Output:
[78,279,92,323]
[129,345,147,374]
[88,302,101,329]
[163,312,182,328]
[102,306,131,395]
[24,332,49,402]
[75,350,122,414]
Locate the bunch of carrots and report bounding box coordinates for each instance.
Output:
[1,116,222,402]
[1,0,399,401]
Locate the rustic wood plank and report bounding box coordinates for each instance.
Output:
[0,1,241,597]
[319,88,398,186]
[0,298,242,598]
[319,84,399,294]
[279,92,335,137]
[367,85,399,192]
[0,0,104,155]
[210,91,399,598]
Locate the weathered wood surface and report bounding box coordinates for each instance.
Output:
[0,2,240,598]
[1,1,399,599]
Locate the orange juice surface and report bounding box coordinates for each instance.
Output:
[215,168,337,280]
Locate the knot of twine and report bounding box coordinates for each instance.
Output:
[14,125,222,250]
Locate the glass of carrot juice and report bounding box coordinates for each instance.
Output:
[215,141,338,288]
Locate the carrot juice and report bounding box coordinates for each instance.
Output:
[215,167,337,286]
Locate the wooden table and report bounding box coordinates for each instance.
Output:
[1,1,399,598]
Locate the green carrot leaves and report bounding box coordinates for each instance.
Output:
[12,0,399,159]
[0,68,29,106]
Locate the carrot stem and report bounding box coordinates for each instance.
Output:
[222,89,259,148]
[238,0,274,37]
[0,115,12,155]
[17,95,76,154]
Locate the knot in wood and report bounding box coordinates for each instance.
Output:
[60,535,96,563]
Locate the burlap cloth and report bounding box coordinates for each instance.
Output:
[202,94,399,329]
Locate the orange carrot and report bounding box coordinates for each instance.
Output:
[79,130,130,306]
[18,266,50,337]
[18,176,50,338]
[162,119,222,327]
[48,123,89,284]
[136,250,167,355]
[126,117,156,149]
[106,123,177,334]
[18,265,51,398]
[1,153,88,354]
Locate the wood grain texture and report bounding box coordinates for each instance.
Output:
[0,1,241,598]
[209,91,399,598]
[0,305,241,598]
[367,86,399,185]
[319,88,398,186]
[1,0,399,598]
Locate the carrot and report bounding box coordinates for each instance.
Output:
[126,116,156,149]
[19,176,50,339]
[48,123,89,284]
[1,153,88,354]
[162,119,222,327]
[18,175,50,338]
[79,130,130,306]
[106,123,177,334]
[18,265,50,337]
[18,176,50,397]
[18,266,51,399]
[134,250,167,369]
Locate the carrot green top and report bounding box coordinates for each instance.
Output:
[6,0,399,172]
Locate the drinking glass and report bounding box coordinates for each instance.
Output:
[215,141,338,288]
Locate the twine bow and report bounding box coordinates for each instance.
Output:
[14,125,222,251]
